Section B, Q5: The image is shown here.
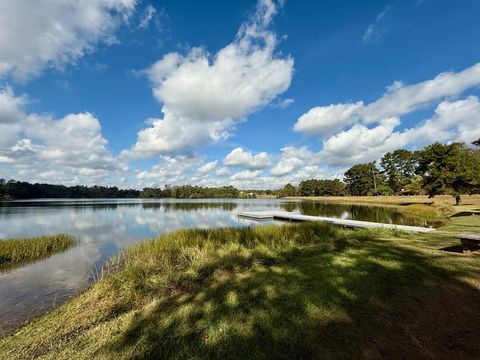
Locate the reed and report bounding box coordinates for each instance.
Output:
[0,234,77,271]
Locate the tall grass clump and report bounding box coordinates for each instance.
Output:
[0,234,77,271]
[398,203,450,227]
[91,222,350,310]
[130,223,335,270]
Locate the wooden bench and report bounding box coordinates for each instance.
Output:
[459,233,480,253]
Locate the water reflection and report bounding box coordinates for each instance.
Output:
[297,202,402,224]
[0,198,430,334]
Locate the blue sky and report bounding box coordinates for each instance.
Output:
[1,0,480,189]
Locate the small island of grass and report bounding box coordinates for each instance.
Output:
[0,234,77,271]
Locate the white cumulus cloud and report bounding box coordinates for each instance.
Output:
[216,167,231,176]
[270,146,314,177]
[295,62,480,167]
[130,0,293,157]
[197,160,218,175]
[294,102,363,137]
[223,147,271,169]
[0,87,123,184]
[319,117,403,166]
[271,157,303,177]
[363,63,480,122]
[0,87,27,147]
[0,0,137,81]
[230,170,261,181]
[136,155,198,186]
[319,96,480,167]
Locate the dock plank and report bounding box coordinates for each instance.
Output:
[238,211,435,233]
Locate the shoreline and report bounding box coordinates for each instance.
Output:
[1,205,479,358]
[284,194,480,206]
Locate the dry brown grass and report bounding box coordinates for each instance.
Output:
[288,194,480,206]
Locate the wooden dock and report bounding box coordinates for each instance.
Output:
[237,211,435,233]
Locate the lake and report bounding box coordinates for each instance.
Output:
[0,198,434,333]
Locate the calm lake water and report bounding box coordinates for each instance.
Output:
[0,198,433,333]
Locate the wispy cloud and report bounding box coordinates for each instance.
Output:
[362,6,391,43]
[271,98,294,109]
[138,4,156,29]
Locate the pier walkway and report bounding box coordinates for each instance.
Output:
[238,211,435,233]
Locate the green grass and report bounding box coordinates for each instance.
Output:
[442,210,480,233]
[396,203,451,227]
[1,217,480,359]
[0,234,77,271]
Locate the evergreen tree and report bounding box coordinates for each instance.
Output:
[416,142,480,205]
[343,162,384,196]
[380,149,417,193]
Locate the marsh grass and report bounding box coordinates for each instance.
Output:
[1,219,480,359]
[396,203,450,227]
[0,234,77,271]
[105,223,348,305]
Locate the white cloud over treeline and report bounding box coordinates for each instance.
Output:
[295,63,480,166]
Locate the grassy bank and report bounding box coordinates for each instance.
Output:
[288,195,479,226]
[1,213,480,359]
[0,234,77,271]
[288,194,480,206]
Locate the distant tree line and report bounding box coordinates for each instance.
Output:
[278,139,480,205]
[2,139,479,204]
[0,181,262,200]
[140,185,241,199]
[284,179,346,197]
[0,179,140,200]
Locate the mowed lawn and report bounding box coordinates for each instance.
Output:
[1,207,479,359]
[289,194,480,206]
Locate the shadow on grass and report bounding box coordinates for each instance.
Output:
[440,245,480,254]
[100,236,480,360]
[439,245,465,253]
[398,201,434,206]
[450,212,480,218]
